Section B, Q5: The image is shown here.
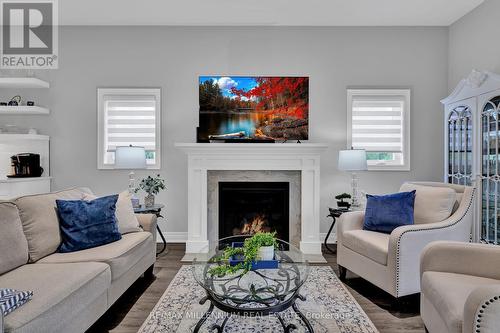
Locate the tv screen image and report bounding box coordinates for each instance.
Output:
[198,76,309,142]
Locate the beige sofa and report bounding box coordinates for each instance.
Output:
[0,188,157,333]
[337,182,475,299]
[421,241,500,333]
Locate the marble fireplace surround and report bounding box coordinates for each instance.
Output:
[207,170,302,248]
[175,143,328,261]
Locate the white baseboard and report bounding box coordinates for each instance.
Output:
[156,231,188,243]
[157,232,337,244]
[320,232,337,244]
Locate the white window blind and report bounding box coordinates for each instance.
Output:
[347,89,410,171]
[351,98,404,153]
[98,88,161,169]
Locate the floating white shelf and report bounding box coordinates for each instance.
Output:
[0,133,50,141]
[0,77,49,89]
[0,106,49,115]
[0,176,52,184]
[0,176,51,199]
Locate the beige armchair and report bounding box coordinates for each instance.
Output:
[421,241,500,333]
[336,182,475,299]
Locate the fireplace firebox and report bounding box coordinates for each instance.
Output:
[218,182,289,242]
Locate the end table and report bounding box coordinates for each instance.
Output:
[324,207,351,254]
[134,204,168,256]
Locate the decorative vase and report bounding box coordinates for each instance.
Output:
[130,194,140,209]
[144,193,155,207]
[257,245,274,261]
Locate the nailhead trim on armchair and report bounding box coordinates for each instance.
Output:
[475,296,500,332]
[394,188,475,296]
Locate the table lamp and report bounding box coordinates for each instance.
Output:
[115,145,147,207]
[338,148,367,207]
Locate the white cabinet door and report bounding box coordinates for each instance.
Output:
[478,89,500,244]
[444,98,476,186]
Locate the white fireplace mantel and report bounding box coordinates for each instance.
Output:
[175,143,329,256]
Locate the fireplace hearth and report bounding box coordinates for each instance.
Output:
[218,182,289,243]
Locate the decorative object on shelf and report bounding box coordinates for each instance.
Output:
[338,148,367,207]
[135,174,166,208]
[208,232,277,277]
[8,153,43,178]
[0,102,7,106]
[27,101,34,106]
[465,69,487,88]
[0,125,28,134]
[197,76,309,143]
[335,192,352,209]
[114,145,146,208]
[8,95,21,106]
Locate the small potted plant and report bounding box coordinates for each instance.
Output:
[252,232,277,260]
[335,193,352,209]
[135,174,166,207]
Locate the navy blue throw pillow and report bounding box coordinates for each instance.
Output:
[363,190,416,234]
[56,194,121,253]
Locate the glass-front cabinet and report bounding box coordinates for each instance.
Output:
[442,70,500,244]
[447,106,473,185]
[480,95,500,244]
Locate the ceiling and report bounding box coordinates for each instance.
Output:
[60,0,484,26]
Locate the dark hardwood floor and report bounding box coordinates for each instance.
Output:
[87,244,425,333]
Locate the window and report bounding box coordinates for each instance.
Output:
[347,89,410,171]
[97,88,161,169]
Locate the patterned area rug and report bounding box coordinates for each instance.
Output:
[139,266,378,333]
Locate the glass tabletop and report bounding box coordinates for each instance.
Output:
[192,236,309,309]
[133,204,165,212]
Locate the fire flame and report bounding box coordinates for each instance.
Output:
[241,215,270,234]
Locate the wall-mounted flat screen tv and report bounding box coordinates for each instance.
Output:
[198,76,309,142]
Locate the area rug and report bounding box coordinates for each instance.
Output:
[139,265,378,333]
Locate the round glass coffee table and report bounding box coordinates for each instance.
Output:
[192,236,312,332]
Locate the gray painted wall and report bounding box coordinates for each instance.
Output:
[449,0,500,90]
[0,26,448,237]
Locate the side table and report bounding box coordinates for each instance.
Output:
[324,207,351,254]
[134,204,168,256]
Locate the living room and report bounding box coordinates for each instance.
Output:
[0,0,499,332]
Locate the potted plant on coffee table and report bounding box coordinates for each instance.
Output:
[135,174,166,207]
[209,232,278,277]
[335,193,352,209]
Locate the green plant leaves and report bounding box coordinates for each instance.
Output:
[208,232,277,277]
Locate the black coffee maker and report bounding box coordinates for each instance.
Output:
[8,153,44,178]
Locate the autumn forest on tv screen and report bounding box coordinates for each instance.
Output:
[198,76,309,141]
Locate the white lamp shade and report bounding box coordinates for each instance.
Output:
[115,146,147,169]
[338,149,368,171]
